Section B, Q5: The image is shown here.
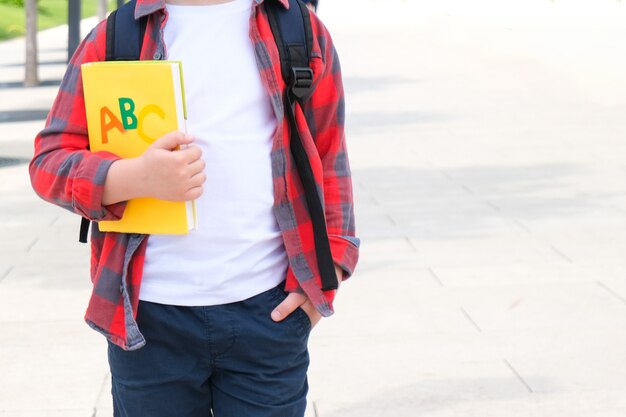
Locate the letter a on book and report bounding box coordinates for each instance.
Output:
[82,61,196,234]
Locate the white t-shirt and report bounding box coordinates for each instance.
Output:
[139,0,288,306]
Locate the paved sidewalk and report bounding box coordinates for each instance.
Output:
[2,1,626,416]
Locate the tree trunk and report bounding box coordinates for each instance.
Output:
[24,0,39,86]
[97,0,108,21]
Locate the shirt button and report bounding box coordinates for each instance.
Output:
[153,52,161,60]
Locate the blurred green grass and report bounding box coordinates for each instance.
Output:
[0,0,117,40]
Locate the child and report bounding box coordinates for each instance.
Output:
[29,0,358,416]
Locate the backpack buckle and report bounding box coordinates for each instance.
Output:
[289,67,313,99]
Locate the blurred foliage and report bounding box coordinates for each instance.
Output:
[0,0,115,40]
[0,0,25,6]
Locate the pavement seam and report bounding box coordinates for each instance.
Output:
[549,245,573,264]
[0,265,13,282]
[461,184,474,195]
[405,237,418,252]
[512,219,532,234]
[427,267,444,287]
[94,372,110,413]
[596,281,626,305]
[460,307,482,333]
[484,201,501,213]
[503,359,534,394]
[26,236,38,252]
[312,401,320,417]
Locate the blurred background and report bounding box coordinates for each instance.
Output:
[1,0,626,416]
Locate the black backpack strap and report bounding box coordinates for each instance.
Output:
[266,0,314,99]
[105,0,146,61]
[266,0,337,291]
[79,217,91,244]
[80,0,146,243]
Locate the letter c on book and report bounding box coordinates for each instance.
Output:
[137,104,166,144]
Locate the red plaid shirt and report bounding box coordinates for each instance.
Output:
[29,0,359,350]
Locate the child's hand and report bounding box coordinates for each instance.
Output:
[271,292,323,328]
[138,131,206,202]
[270,265,343,329]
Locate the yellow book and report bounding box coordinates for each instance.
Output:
[81,60,196,234]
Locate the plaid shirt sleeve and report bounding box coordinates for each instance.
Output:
[303,17,360,281]
[29,20,127,221]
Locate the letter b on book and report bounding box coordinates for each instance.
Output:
[119,98,138,130]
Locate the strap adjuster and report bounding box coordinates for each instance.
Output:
[289,67,314,99]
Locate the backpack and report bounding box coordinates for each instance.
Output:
[80,0,338,291]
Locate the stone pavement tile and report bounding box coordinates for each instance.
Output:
[0,337,108,412]
[0,232,38,255]
[0,317,96,344]
[28,229,91,263]
[408,232,568,268]
[543,241,625,268]
[0,119,45,137]
[485,326,626,394]
[604,195,626,213]
[596,276,626,305]
[2,256,89,289]
[312,329,496,369]
[304,404,316,417]
[522,391,626,417]
[375,192,495,215]
[482,195,599,226]
[389,207,522,241]
[430,264,621,287]
[311,333,626,417]
[0,165,32,190]
[491,201,626,233]
[0,164,34,192]
[94,373,111,410]
[0,167,56,226]
[347,143,434,175]
[311,390,626,417]
[315,267,472,339]
[356,237,418,271]
[0,203,58,231]
[0,143,32,162]
[353,211,398,239]
[308,333,526,417]
[516,217,626,267]
[94,408,113,417]
[0,88,58,111]
[25,222,88,254]
[0,288,91,322]
[0,265,13,281]
[438,162,590,198]
[448,281,626,332]
[353,167,470,203]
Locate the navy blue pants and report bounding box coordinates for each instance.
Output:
[107,284,312,417]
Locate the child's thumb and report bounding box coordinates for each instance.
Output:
[151,131,193,151]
